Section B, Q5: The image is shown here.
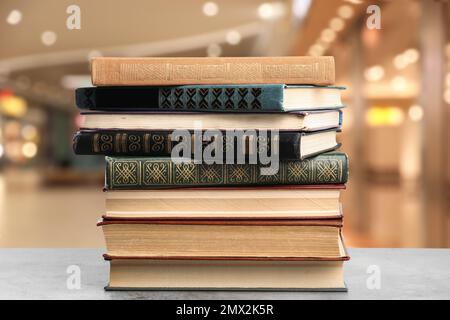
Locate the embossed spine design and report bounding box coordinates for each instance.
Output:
[91,57,335,85]
[105,153,348,189]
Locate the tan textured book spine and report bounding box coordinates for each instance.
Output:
[91,56,335,86]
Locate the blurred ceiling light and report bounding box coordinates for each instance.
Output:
[364,65,385,82]
[316,39,329,51]
[22,142,38,159]
[337,5,354,19]
[394,49,420,70]
[366,106,404,127]
[21,124,38,141]
[308,44,324,56]
[0,145,3,158]
[0,94,27,117]
[444,89,450,104]
[41,31,57,46]
[320,29,336,43]
[408,104,423,122]
[207,43,222,57]
[391,76,407,91]
[6,10,22,25]
[258,2,286,20]
[393,54,408,70]
[292,0,312,20]
[202,2,219,17]
[61,75,91,89]
[404,48,420,64]
[345,0,363,4]
[5,142,22,161]
[225,30,242,45]
[329,17,345,32]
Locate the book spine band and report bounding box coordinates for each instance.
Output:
[91,57,335,86]
[75,85,284,111]
[73,130,304,159]
[104,153,348,189]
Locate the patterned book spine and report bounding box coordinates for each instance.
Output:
[75,85,284,112]
[104,152,348,189]
[91,56,335,86]
[73,130,305,159]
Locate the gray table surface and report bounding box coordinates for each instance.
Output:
[0,248,449,299]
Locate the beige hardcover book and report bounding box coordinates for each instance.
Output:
[99,219,344,259]
[107,259,346,290]
[104,186,343,219]
[91,56,335,86]
[81,110,341,131]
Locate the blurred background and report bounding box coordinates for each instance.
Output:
[0,0,449,248]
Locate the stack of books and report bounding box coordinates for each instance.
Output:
[73,56,349,290]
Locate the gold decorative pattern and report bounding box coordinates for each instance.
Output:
[128,135,141,152]
[106,153,348,189]
[112,161,139,186]
[143,162,169,185]
[174,162,197,185]
[199,164,223,184]
[151,134,165,152]
[226,164,252,184]
[316,159,342,183]
[286,161,310,183]
[93,57,335,85]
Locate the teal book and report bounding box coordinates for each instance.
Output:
[104,152,348,189]
[76,85,344,112]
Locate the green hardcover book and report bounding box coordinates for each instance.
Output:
[105,152,348,189]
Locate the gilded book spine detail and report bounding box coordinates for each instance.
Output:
[158,87,265,111]
[92,57,335,85]
[74,130,316,158]
[105,153,348,189]
[75,85,284,111]
[91,132,171,155]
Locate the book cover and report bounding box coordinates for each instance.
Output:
[76,85,284,111]
[104,152,349,189]
[91,56,335,86]
[75,84,345,112]
[73,129,340,160]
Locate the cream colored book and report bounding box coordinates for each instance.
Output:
[99,219,344,259]
[81,110,341,131]
[106,258,347,290]
[104,186,343,219]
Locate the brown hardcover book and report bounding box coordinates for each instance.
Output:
[98,219,346,260]
[103,232,349,290]
[91,56,335,86]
